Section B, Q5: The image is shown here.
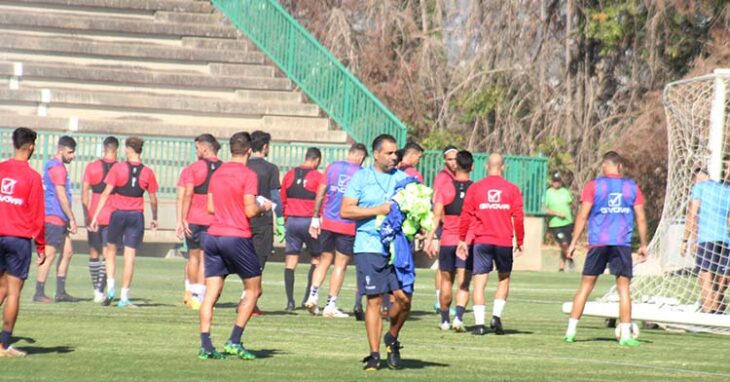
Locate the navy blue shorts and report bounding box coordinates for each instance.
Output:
[355,252,402,296]
[549,224,573,245]
[583,246,633,278]
[285,216,321,256]
[0,236,32,280]
[185,224,209,250]
[439,245,473,272]
[87,228,103,252]
[203,235,261,279]
[696,242,730,275]
[472,244,513,275]
[108,210,145,249]
[45,222,69,250]
[320,229,354,256]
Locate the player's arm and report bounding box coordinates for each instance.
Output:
[456,188,476,260]
[425,201,444,257]
[340,197,391,220]
[181,183,194,235]
[55,183,78,234]
[634,204,648,261]
[89,183,114,231]
[544,207,565,218]
[149,191,158,230]
[681,200,700,256]
[512,189,525,254]
[207,193,214,214]
[81,181,92,225]
[245,194,270,218]
[566,201,592,259]
[30,175,47,264]
[309,183,327,239]
[175,184,185,239]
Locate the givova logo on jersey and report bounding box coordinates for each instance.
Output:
[329,174,351,194]
[600,193,630,214]
[479,189,510,210]
[0,178,23,206]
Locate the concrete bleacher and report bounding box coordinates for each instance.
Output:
[0,0,346,254]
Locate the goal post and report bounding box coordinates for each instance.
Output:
[565,69,730,334]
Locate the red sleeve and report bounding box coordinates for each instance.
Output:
[635,184,645,205]
[185,161,206,187]
[83,161,99,184]
[280,170,294,216]
[48,165,67,186]
[512,186,525,246]
[30,174,45,253]
[580,180,596,203]
[305,170,323,193]
[459,185,477,241]
[243,169,258,196]
[177,168,190,187]
[143,167,158,193]
[435,181,455,206]
[104,163,124,187]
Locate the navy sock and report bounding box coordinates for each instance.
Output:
[200,333,214,352]
[56,276,66,295]
[0,330,11,349]
[229,325,244,344]
[35,281,45,296]
[384,332,396,346]
[370,351,380,360]
[303,264,316,303]
[440,309,450,323]
[284,268,295,304]
[354,287,363,309]
[455,305,466,321]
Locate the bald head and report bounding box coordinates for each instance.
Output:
[487,153,504,175]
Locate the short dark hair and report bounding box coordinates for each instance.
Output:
[404,142,423,155]
[58,135,76,151]
[372,134,397,152]
[125,136,144,154]
[103,136,119,150]
[349,143,368,157]
[195,133,220,153]
[602,151,622,166]
[12,127,36,149]
[442,145,458,155]
[251,130,271,153]
[395,149,405,164]
[456,150,473,171]
[230,132,252,156]
[305,147,321,161]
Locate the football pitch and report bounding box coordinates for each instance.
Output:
[2,255,728,381]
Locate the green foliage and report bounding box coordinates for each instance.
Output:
[584,1,644,57]
[456,85,505,124]
[536,136,575,180]
[418,127,465,150]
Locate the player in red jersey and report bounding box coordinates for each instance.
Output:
[180,134,221,309]
[397,142,424,183]
[89,136,158,308]
[197,132,271,360]
[458,153,524,336]
[430,146,458,312]
[176,166,192,305]
[81,136,118,303]
[0,127,46,358]
[280,148,324,310]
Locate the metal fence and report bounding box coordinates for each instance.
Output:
[211,0,408,146]
[0,129,548,215]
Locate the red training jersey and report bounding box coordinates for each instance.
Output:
[207,162,258,238]
[280,165,323,218]
[104,161,158,212]
[435,177,474,246]
[83,159,116,226]
[184,158,220,226]
[177,167,190,188]
[400,164,424,184]
[459,175,524,247]
[432,168,455,202]
[0,159,46,253]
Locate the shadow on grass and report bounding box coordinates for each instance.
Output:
[21,345,75,355]
[581,337,654,344]
[12,336,37,344]
[250,348,287,359]
[398,358,449,369]
[124,298,175,308]
[465,326,534,335]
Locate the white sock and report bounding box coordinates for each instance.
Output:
[619,323,632,341]
[121,288,130,301]
[108,278,115,291]
[492,299,506,318]
[240,290,246,300]
[473,305,486,326]
[566,318,579,336]
[192,284,205,300]
[185,279,190,292]
[310,286,320,300]
[326,295,337,309]
[435,290,440,303]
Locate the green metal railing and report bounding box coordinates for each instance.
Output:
[0,130,548,215]
[211,0,408,146]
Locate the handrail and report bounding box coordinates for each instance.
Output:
[211,0,408,146]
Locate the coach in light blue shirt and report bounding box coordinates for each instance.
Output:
[341,134,410,370]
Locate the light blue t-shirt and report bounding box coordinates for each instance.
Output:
[344,166,408,254]
[691,180,730,243]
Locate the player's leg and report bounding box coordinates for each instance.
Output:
[283,218,302,310]
[470,244,493,335]
[34,244,56,302]
[305,250,332,314]
[302,227,321,307]
[0,274,7,305]
[433,270,442,313]
[1,274,26,357]
[54,235,77,302]
[103,211,125,305]
[565,246,609,342]
[323,250,352,318]
[364,293,383,369]
[614,245,640,346]
[452,267,471,331]
[118,245,137,307]
[438,270,454,328]
[186,248,202,308]
[198,276,224,359]
[1,237,31,357]
[490,246,514,335]
[385,289,411,369]
[88,230,106,303]
[118,212,145,307]
[250,222,272,315]
[225,270,262,360]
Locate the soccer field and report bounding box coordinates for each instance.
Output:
[2,256,728,382]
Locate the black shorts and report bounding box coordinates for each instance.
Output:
[549,224,573,245]
[320,229,354,256]
[696,242,730,275]
[88,225,120,252]
[45,222,69,250]
[251,223,273,269]
[439,245,473,272]
[284,216,321,256]
[354,252,401,296]
[583,246,633,278]
[203,235,262,279]
[108,210,144,249]
[185,224,209,250]
[472,244,513,275]
[0,236,31,280]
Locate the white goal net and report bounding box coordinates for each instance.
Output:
[565,69,730,334]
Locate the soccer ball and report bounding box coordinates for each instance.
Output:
[614,322,640,340]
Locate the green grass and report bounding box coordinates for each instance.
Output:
[2,256,729,381]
